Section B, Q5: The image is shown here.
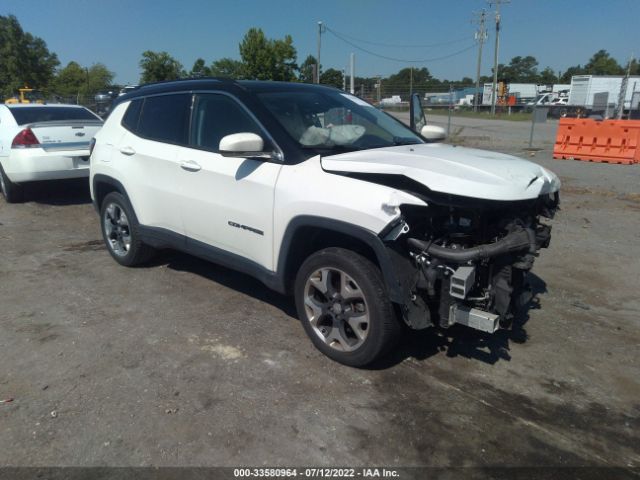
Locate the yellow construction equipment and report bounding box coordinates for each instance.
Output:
[5,86,45,104]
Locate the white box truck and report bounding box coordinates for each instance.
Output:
[507,83,538,103]
[568,75,640,112]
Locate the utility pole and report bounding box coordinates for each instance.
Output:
[316,21,324,83]
[447,85,453,135]
[376,75,382,104]
[489,0,509,115]
[409,66,414,98]
[473,9,488,112]
[350,53,355,94]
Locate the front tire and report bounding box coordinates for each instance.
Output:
[0,163,24,203]
[100,192,155,266]
[294,247,401,367]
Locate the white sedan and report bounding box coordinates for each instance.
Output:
[0,104,103,202]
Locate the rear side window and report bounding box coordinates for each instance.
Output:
[121,99,143,132]
[8,107,100,125]
[137,94,191,145]
[190,94,264,151]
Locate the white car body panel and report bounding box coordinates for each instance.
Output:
[4,147,92,182]
[0,104,102,183]
[92,106,185,234]
[177,147,281,268]
[112,131,185,234]
[29,123,101,148]
[321,143,561,201]
[272,156,426,270]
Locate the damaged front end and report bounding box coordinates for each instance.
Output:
[384,191,559,334]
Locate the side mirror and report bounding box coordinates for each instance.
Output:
[421,125,446,142]
[219,132,264,154]
[219,132,279,160]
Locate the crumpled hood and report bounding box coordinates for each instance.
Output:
[321,143,561,201]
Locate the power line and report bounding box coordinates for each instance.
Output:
[325,27,476,64]
[324,27,471,49]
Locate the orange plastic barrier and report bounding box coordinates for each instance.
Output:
[553,118,640,165]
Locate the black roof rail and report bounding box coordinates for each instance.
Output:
[136,76,239,89]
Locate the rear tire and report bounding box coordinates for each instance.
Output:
[100,192,155,266]
[0,163,24,203]
[294,247,401,367]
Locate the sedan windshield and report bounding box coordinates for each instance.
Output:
[257,90,423,153]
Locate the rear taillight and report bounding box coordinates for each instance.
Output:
[89,138,96,157]
[12,128,40,148]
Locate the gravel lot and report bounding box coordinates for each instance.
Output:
[1,114,639,474]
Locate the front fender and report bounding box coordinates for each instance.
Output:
[275,215,407,303]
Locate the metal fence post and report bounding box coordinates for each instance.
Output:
[529,106,549,149]
[447,86,453,136]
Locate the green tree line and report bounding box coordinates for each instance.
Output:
[1,13,637,101]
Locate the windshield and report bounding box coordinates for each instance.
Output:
[257,90,424,153]
[24,91,44,102]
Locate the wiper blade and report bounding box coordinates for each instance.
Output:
[391,137,421,146]
[301,144,362,151]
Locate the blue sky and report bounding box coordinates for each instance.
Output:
[2,0,639,85]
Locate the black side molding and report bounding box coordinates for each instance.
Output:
[138,216,406,303]
[92,174,129,213]
[137,225,281,291]
[276,216,405,303]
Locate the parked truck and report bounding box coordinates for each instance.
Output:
[483,82,554,106]
[565,75,640,117]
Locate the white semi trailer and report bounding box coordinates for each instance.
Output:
[568,75,640,112]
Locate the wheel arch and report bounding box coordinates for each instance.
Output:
[92,174,129,212]
[276,216,404,303]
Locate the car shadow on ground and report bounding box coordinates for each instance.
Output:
[156,250,298,318]
[23,178,91,205]
[154,250,549,369]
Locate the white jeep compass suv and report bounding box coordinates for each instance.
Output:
[90,79,560,367]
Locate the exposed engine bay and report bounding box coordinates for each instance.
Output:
[384,189,560,334]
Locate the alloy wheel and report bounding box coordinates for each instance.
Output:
[103,202,131,257]
[303,267,370,352]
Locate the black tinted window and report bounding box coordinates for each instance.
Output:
[121,99,143,132]
[8,107,100,125]
[191,94,263,151]
[137,94,191,144]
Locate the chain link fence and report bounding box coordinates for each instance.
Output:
[46,94,113,116]
[347,83,530,117]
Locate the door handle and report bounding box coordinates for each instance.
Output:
[180,160,201,172]
[119,146,135,156]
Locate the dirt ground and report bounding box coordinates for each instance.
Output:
[0,115,639,475]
